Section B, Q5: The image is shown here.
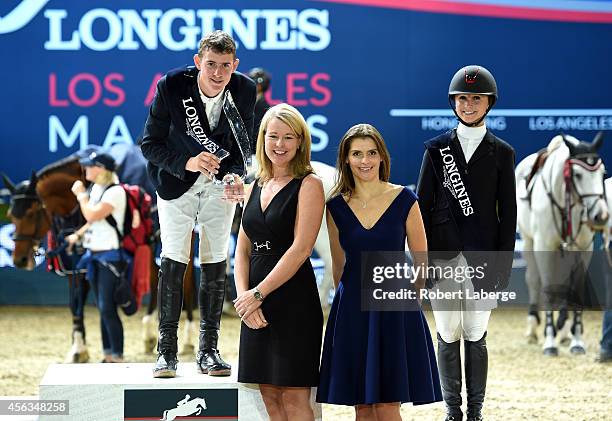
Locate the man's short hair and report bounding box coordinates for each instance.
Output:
[198,30,237,58]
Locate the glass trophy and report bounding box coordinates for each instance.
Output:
[209,148,245,202]
[208,91,251,202]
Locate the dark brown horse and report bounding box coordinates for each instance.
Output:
[3,171,51,270]
[2,155,197,361]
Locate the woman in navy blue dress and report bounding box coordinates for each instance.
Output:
[317,124,442,420]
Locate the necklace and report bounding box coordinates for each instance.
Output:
[355,198,368,209]
[350,187,388,209]
[266,176,291,194]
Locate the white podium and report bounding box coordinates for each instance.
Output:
[39,363,322,421]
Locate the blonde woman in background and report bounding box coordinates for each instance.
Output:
[68,151,134,363]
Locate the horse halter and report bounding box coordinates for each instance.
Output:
[10,192,40,202]
[10,193,49,249]
[8,192,40,219]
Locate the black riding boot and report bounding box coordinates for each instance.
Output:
[153,258,186,378]
[196,261,231,376]
[465,332,488,421]
[438,333,463,421]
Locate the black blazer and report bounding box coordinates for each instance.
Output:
[140,66,256,200]
[417,129,517,286]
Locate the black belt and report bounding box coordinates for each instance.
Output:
[251,251,285,257]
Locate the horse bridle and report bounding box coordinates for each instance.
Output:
[541,152,605,249]
[10,193,50,255]
[566,155,606,203]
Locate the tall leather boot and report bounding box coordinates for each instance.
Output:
[465,332,488,421]
[438,333,463,421]
[153,258,187,378]
[196,261,231,376]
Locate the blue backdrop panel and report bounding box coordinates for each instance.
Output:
[1,0,610,185]
[1,1,611,295]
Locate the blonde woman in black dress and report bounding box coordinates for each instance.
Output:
[234,103,324,421]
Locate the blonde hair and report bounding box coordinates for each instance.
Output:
[94,169,118,186]
[255,103,313,183]
[330,123,391,198]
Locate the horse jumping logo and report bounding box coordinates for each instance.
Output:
[161,394,207,421]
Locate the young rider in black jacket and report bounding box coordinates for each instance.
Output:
[417,65,517,421]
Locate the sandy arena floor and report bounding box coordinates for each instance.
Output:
[0,306,610,420]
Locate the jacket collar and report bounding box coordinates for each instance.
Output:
[190,81,213,135]
[450,128,495,167]
[183,66,242,138]
[190,80,231,138]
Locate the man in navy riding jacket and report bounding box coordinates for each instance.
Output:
[140,30,256,378]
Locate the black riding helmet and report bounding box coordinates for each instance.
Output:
[448,65,498,127]
[247,67,271,93]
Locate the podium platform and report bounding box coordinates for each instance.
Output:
[39,363,322,421]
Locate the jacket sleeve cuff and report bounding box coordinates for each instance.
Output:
[171,154,191,180]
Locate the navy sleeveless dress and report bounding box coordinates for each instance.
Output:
[317,187,443,406]
[238,177,323,386]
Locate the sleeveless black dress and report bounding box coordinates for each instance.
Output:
[238,177,323,387]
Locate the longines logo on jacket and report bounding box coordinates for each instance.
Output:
[182,97,220,154]
[439,146,474,216]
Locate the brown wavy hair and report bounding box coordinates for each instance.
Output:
[255,103,313,184]
[330,123,391,198]
[198,30,236,58]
